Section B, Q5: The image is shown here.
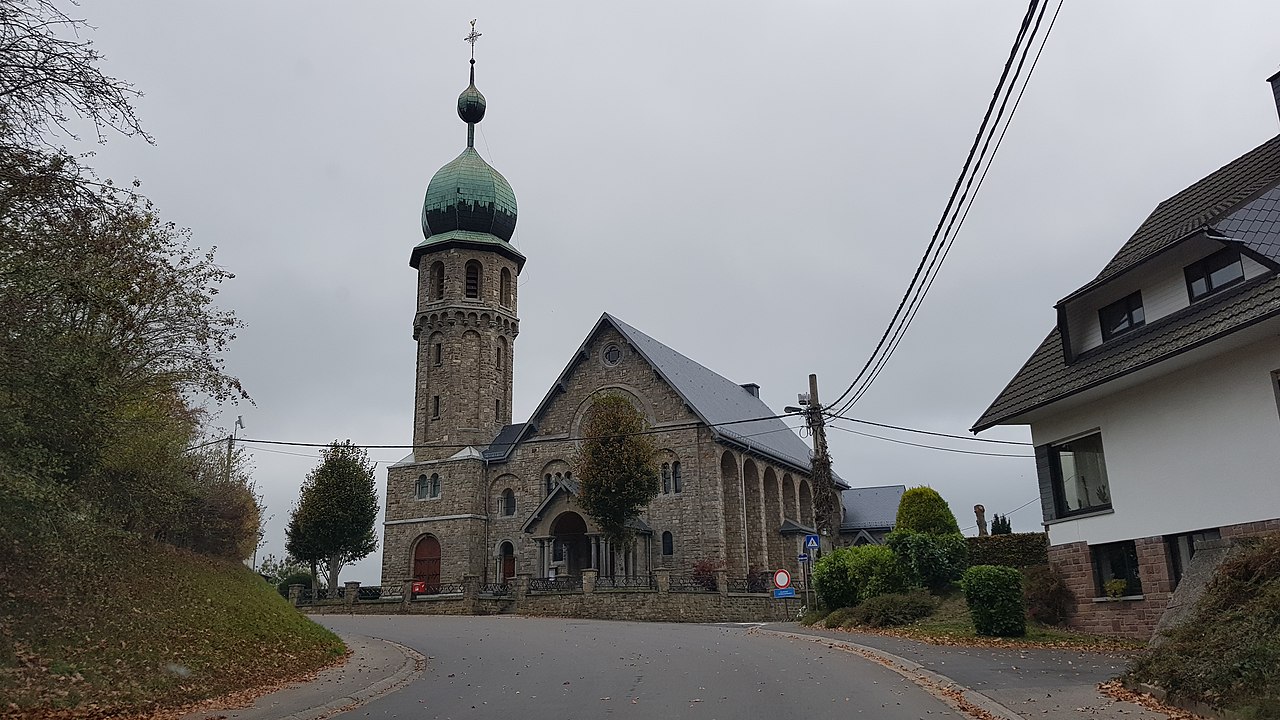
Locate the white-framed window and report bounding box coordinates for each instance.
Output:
[416,473,442,500]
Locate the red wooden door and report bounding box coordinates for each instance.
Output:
[413,535,441,587]
[501,547,515,581]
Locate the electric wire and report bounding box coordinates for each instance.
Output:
[824,413,1032,445]
[835,0,1065,415]
[960,495,1040,532]
[825,422,1035,458]
[823,0,1044,414]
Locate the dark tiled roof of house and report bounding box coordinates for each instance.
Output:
[974,135,1280,432]
[973,273,1280,431]
[840,484,905,531]
[1089,134,1280,288]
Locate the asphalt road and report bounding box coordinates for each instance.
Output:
[315,616,959,720]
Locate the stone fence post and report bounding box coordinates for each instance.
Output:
[344,581,360,607]
[715,569,729,596]
[515,573,531,603]
[582,568,598,594]
[463,575,479,614]
[653,568,670,595]
[288,583,303,607]
[401,579,414,611]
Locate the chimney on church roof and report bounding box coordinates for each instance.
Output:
[740,383,760,398]
[1268,69,1280,125]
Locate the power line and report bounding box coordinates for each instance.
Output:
[836,0,1064,414]
[826,0,1059,416]
[960,495,1040,532]
[236,414,806,453]
[825,423,1035,458]
[825,413,1032,446]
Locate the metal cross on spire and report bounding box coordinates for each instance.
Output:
[464,19,481,60]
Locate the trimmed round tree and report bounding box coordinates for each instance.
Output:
[894,486,962,535]
[574,395,659,548]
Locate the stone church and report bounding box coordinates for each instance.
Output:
[379,55,845,589]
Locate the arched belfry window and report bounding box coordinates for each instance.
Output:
[661,531,674,556]
[430,261,445,301]
[672,461,682,494]
[661,463,671,494]
[417,473,442,500]
[496,338,506,372]
[465,260,482,299]
[500,268,512,307]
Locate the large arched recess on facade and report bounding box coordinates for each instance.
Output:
[720,450,745,577]
[742,458,766,573]
[798,480,815,529]
[412,534,441,586]
[763,467,788,575]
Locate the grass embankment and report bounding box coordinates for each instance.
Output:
[803,589,1143,652]
[0,515,345,718]
[1127,533,1280,719]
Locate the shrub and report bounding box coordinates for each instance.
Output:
[1022,564,1074,626]
[799,608,830,626]
[886,530,967,590]
[1127,533,1280,718]
[966,533,1048,568]
[691,559,720,592]
[960,565,1026,637]
[813,545,915,609]
[895,486,961,535]
[823,607,856,628]
[850,590,938,628]
[990,513,1012,534]
[277,571,314,598]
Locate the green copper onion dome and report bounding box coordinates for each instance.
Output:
[420,60,516,243]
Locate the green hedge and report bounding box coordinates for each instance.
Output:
[812,545,915,609]
[849,590,937,628]
[886,530,968,590]
[961,565,1026,637]
[966,532,1048,568]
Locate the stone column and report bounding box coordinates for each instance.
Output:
[654,568,670,595]
[715,569,729,596]
[344,581,360,607]
[401,579,414,610]
[590,535,599,570]
[288,584,303,606]
[582,568,598,594]
[537,539,547,578]
[515,573,531,602]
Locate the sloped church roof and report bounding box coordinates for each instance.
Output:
[484,313,820,476]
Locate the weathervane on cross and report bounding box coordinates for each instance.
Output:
[464,19,481,60]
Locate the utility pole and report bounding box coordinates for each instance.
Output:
[804,374,840,542]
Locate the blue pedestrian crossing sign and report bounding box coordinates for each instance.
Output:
[803,534,820,550]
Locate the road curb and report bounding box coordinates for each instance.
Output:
[275,634,425,720]
[753,627,1024,720]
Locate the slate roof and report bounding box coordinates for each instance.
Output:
[605,315,819,475]
[840,485,905,531]
[974,132,1280,433]
[1086,134,1280,291]
[483,423,529,461]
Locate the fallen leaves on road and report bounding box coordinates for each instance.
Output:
[1099,680,1207,720]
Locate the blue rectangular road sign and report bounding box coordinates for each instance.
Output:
[803,534,820,550]
[773,587,796,599]
[797,553,809,562]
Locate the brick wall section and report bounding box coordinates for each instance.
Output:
[1048,517,1280,640]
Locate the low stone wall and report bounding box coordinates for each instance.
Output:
[295,569,799,623]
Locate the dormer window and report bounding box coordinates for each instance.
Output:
[1185,247,1244,302]
[1098,291,1145,342]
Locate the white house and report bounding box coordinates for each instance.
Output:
[972,71,1280,639]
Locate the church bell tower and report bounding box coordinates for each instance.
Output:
[410,32,523,460]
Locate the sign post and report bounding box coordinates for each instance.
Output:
[801,534,820,610]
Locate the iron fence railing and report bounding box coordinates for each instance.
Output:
[595,574,655,590]
[726,573,772,594]
[479,582,510,596]
[669,574,718,593]
[528,576,583,592]
[356,586,384,601]
[411,582,465,599]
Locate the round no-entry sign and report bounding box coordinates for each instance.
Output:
[773,568,791,589]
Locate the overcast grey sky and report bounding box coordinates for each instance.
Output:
[74,2,1280,582]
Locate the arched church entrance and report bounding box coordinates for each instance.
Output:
[550,511,591,577]
[413,534,441,588]
[499,541,515,581]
